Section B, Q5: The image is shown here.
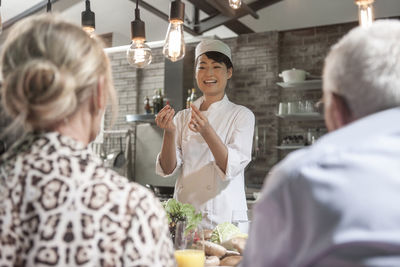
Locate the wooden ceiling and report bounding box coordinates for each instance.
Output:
[3,0,283,36]
[136,0,283,35]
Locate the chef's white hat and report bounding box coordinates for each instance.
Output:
[195,39,232,63]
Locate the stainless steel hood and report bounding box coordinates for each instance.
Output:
[134,123,178,187]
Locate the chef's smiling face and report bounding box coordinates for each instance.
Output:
[195,54,232,97]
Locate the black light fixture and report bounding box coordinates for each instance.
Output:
[126,0,152,68]
[47,0,52,12]
[163,0,185,62]
[0,0,2,34]
[81,0,95,35]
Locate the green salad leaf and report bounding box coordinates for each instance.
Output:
[210,222,242,244]
[162,199,202,231]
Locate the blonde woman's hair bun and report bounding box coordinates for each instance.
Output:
[3,58,78,130]
[1,13,118,132]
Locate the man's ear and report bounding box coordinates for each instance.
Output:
[330,92,353,129]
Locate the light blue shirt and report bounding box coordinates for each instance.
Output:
[242,107,400,267]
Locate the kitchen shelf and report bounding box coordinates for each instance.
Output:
[277,80,322,90]
[276,112,323,121]
[276,145,305,150]
[126,114,155,123]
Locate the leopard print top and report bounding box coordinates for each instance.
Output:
[0,132,175,267]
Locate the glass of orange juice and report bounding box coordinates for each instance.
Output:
[174,221,205,267]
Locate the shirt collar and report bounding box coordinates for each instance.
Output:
[0,131,88,164]
[192,94,229,112]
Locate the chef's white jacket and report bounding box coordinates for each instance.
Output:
[156,95,255,227]
[241,107,400,267]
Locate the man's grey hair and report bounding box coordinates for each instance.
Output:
[323,20,400,119]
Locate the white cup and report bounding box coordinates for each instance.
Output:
[288,101,299,114]
[305,100,315,113]
[278,102,288,115]
[298,100,305,113]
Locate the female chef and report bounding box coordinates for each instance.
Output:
[155,39,255,228]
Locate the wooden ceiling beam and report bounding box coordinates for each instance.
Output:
[249,0,283,11]
[205,0,259,19]
[186,0,254,35]
[197,0,282,34]
[241,2,259,19]
[224,20,254,34]
[185,0,219,16]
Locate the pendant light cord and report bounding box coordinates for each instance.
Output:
[135,0,140,20]
[47,0,52,12]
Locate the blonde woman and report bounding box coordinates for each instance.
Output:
[0,15,174,266]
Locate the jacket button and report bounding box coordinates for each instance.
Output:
[206,185,212,190]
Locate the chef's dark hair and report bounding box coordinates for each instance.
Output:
[197,51,233,70]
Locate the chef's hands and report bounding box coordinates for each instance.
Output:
[189,104,210,134]
[156,104,211,134]
[155,105,176,133]
[190,104,228,173]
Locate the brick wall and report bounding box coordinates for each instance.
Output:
[223,32,280,186]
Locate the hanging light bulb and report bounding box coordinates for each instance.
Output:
[126,0,152,68]
[229,0,242,9]
[355,0,374,27]
[47,0,52,12]
[81,0,95,35]
[163,0,185,62]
